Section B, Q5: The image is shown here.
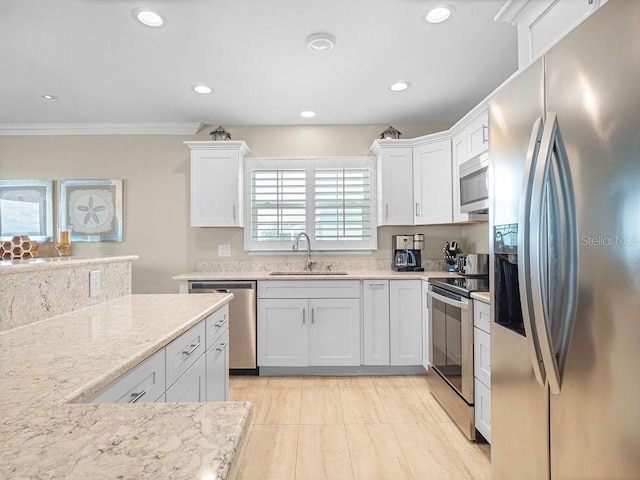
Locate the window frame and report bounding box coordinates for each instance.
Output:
[244,157,377,253]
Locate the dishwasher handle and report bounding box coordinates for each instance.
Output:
[189,281,257,293]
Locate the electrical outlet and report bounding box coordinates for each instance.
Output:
[218,244,231,257]
[89,270,101,297]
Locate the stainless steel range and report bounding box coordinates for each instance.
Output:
[427,274,489,440]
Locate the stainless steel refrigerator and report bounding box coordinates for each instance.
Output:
[489,1,640,478]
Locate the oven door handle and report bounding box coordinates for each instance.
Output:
[427,289,469,310]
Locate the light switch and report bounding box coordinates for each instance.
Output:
[218,244,231,257]
[89,270,101,297]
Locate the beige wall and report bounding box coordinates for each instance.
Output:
[0,121,488,294]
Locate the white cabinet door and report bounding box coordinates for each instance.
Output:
[362,280,390,365]
[389,280,423,365]
[186,141,249,227]
[258,299,308,367]
[413,139,452,225]
[421,280,430,371]
[467,110,489,159]
[474,327,491,388]
[309,299,360,366]
[375,145,414,225]
[475,377,491,443]
[206,330,229,402]
[166,354,206,403]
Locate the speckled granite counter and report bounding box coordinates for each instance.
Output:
[0,255,138,331]
[0,294,252,480]
[173,270,459,282]
[471,291,491,303]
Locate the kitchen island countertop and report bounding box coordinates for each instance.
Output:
[0,293,252,480]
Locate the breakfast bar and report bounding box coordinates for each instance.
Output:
[0,293,252,480]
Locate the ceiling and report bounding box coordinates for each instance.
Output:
[0,0,518,133]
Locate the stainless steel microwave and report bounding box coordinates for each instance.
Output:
[459,152,489,213]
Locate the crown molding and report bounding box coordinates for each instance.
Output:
[494,0,531,24]
[183,140,251,156]
[0,123,202,136]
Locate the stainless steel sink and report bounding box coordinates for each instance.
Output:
[268,271,349,276]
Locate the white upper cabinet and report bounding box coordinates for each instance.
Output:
[496,0,607,71]
[370,140,414,226]
[185,141,250,227]
[466,109,489,159]
[413,137,452,225]
[451,107,490,223]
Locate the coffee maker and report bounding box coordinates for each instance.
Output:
[392,234,424,272]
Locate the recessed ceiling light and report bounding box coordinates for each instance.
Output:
[133,8,165,27]
[41,94,57,100]
[306,33,337,53]
[192,84,213,95]
[389,81,411,92]
[425,5,454,24]
[300,111,317,118]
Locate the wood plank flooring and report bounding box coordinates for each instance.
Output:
[230,375,490,480]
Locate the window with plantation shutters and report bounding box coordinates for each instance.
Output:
[314,168,371,244]
[245,157,376,252]
[250,168,306,244]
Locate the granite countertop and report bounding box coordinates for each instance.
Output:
[0,255,139,274]
[471,291,491,303]
[173,270,460,282]
[0,294,252,480]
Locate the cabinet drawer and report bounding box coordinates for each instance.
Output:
[205,304,229,349]
[206,330,229,401]
[475,378,491,443]
[474,327,491,387]
[165,321,206,388]
[258,280,360,299]
[166,354,206,403]
[474,300,490,333]
[90,349,165,404]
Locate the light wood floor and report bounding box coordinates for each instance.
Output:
[230,375,490,480]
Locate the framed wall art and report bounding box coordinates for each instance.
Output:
[0,180,54,242]
[59,179,123,242]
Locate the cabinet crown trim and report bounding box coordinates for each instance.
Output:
[184,141,251,155]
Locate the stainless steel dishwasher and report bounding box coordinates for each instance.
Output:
[188,281,258,375]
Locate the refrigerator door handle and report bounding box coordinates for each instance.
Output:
[518,116,547,387]
[530,112,579,396]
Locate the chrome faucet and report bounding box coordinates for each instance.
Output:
[293,232,315,271]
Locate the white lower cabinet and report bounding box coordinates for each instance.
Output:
[475,378,491,443]
[90,304,230,404]
[90,349,166,404]
[206,330,229,402]
[309,298,360,366]
[257,281,361,367]
[474,299,491,443]
[166,354,206,403]
[422,280,430,371]
[362,280,390,365]
[258,299,309,367]
[389,280,423,366]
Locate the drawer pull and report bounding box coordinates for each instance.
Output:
[182,342,201,356]
[214,318,227,328]
[216,341,228,352]
[129,389,147,403]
